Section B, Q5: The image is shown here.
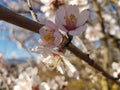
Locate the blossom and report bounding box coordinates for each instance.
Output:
[85,25,104,41]
[40,82,50,90]
[62,57,80,80]
[14,72,33,90]
[32,45,79,79]
[55,5,90,36]
[40,0,65,19]
[39,20,63,48]
[13,67,42,90]
[41,53,62,70]
[55,76,68,89]
[112,62,120,79]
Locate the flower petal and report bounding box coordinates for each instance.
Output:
[65,5,79,18]
[57,61,65,74]
[40,82,50,90]
[69,25,86,36]
[39,27,46,36]
[54,31,62,46]
[45,20,58,30]
[55,6,66,25]
[77,9,90,26]
[55,16,68,32]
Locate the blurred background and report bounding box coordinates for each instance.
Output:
[0,0,120,90]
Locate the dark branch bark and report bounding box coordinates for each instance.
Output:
[0,5,120,85]
[67,43,120,85]
[0,5,43,33]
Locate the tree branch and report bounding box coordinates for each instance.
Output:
[0,5,119,85]
[67,43,120,85]
[0,5,43,33]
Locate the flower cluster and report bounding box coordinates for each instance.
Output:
[14,66,50,90]
[0,54,71,90]
[39,5,90,48]
[32,5,89,79]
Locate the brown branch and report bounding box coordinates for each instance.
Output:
[93,0,109,46]
[0,5,43,33]
[0,5,120,85]
[67,43,120,85]
[11,9,42,14]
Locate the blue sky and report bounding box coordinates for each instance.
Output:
[0,38,31,59]
[0,1,38,59]
[0,23,32,59]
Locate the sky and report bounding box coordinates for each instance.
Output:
[0,1,35,59]
[0,22,32,59]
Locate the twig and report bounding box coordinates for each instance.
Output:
[94,0,109,45]
[27,0,39,22]
[0,5,120,85]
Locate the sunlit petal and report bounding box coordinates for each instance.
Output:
[69,25,86,35]
[46,20,58,30]
[77,9,90,26]
[55,6,66,25]
[65,5,79,18]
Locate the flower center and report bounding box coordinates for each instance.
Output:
[64,14,77,31]
[44,34,55,43]
[48,54,62,69]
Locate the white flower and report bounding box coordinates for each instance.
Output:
[112,62,120,78]
[112,62,120,70]
[63,57,80,80]
[32,46,53,58]
[39,20,63,48]
[47,79,58,90]
[25,67,38,77]
[40,82,50,90]
[68,0,88,6]
[14,67,41,90]
[57,61,65,74]
[55,76,68,89]
[55,5,90,36]
[85,25,104,41]
[14,72,33,90]
[32,46,80,79]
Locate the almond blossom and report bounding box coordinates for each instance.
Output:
[32,46,62,69]
[55,5,90,36]
[14,66,50,90]
[39,20,63,48]
[14,67,40,90]
[112,62,120,79]
[32,45,80,79]
[40,0,65,19]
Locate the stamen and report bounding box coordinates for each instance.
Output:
[64,14,77,31]
[44,34,55,42]
[48,54,62,69]
[70,14,76,22]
